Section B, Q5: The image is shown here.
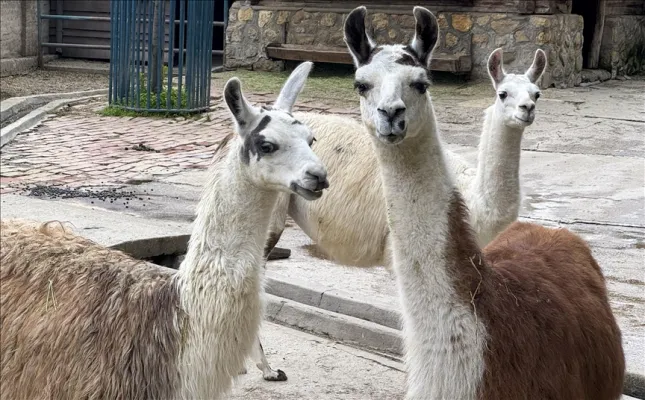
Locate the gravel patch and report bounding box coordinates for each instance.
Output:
[0,69,108,100]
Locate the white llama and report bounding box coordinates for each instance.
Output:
[344,5,624,399]
[0,61,329,400]
[263,48,546,269]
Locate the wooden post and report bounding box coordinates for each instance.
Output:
[587,0,605,69]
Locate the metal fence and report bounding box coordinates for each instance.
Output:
[36,0,228,113]
[109,0,216,113]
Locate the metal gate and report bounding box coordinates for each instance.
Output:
[109,0,215,113]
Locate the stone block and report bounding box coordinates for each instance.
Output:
[452,14,473,32]
[472,34,489,45]
[237,7,253,22]
[277,11,290,25]
[258,11,273,28]
[491,19,519,35]
[320,13,336,27]
[437,14,449,30]
[514,30,529,43]
[372,13,389,30]
[445,32,458,48]
[476,15,490,26]
[530,16,551,27]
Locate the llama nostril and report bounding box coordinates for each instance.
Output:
[520,103,535,112]
[393,107,406,117]
[377,108,388,117]
[306,170,327,184]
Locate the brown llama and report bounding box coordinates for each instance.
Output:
[343,5,625,399]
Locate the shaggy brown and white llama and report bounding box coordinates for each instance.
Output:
[344,5,625,399]
[0,62,328,400]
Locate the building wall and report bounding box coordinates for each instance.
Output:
[0,1,49,60]
[599,15,645,76]
[226,2,583,87]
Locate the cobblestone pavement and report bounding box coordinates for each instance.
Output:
[0,94,359,194]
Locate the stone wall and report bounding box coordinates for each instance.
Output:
[599,16,645,77]
[226,3,584,87]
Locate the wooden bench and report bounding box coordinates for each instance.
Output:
[265,43,473,73]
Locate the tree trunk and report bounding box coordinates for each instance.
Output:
[587,0,605,69]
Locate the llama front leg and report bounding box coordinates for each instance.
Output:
[250,337,287,381]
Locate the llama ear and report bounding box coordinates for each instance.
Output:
[525,49,547,84]
[487,48,506,88]
[408,7,439,69]
[223,78,257,130]
[344,6,375,67]
[273,61,313,112]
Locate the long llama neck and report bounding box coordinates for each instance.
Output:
[371,99,488,400]
[180,146,277,284]
[176,142,277,397]
[471,106,524,239]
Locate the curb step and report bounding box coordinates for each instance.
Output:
[265,294,403,357]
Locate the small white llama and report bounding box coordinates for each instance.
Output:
[0,61,328,400]
[263,48,546,268]
[344,5,624,399]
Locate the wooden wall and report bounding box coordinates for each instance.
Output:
[606,0,644,16]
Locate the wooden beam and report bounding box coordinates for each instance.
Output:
[265,44,472,72]
[587,0,606,69]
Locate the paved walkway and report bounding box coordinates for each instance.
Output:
[0,94,358,194]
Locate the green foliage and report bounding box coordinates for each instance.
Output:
[104,65,204,118]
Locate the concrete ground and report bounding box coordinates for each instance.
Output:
[1,68,643,398]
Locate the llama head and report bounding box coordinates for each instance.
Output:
[487,48,546,128]
[344,6,438,145]
[223,62,329,200]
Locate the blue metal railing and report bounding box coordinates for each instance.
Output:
[109,0,216,113]
[36,0,227,113]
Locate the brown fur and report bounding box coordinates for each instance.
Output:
[444,198,625,399]
[1,219,184,400]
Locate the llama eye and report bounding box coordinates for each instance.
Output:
[354,81,370,96]
[411,81,428,94]
[259,142,276,154]
[498,91,508,100]
[535,92,541,100]
[309,137,317,147]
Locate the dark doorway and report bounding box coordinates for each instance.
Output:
[572,0,606,69]
[171,0,229,68]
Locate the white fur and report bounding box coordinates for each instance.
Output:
[281,48,545,267]
[343,7,487,398]
[174,62,327,398]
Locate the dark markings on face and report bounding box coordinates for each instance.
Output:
[240,115,272,165]
[396,52,422,68]
[291,119,302,125]
[365,46,383,65]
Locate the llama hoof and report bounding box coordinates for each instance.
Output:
[238,367,248,375]
[263,369,288,381]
